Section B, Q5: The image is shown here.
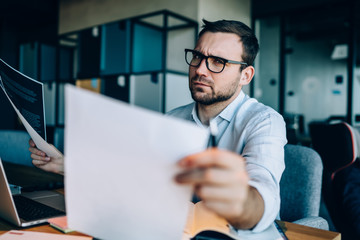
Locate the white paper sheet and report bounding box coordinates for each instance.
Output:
[64,85,208,240]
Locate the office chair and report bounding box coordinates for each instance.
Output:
[309,121,360,239]
[279,144,329,230]
[0,130,33,166]
[309,121,360,178]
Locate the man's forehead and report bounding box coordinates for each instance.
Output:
[195,32,243,57]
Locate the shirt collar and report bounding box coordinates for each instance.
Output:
[218,90,245,122]
[191,105,205,128]
[191,90,246,127]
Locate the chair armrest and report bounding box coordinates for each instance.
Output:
[293,216,329,230]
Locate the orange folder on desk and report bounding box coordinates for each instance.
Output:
[183,201,283,240]
[183,201,235,239]
[48,216,73,233]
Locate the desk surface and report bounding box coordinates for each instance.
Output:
[276,220,340,240]
[0,163,341,240]
[0,220,341,240]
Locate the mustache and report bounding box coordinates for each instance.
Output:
[190,76,212,85]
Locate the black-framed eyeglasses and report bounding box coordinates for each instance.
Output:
[184,49,248,73]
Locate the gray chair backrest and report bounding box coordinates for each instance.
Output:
[280,144,323,222]
[0,130,33,166]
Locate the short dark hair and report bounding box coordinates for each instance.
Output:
[198,19,259,67]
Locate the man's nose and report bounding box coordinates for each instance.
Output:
[195,58,209,76]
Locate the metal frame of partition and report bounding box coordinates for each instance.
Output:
[118,10,198,112]
[16,9,198,148]
[57,9,198,115]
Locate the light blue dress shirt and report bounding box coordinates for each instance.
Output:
[167,90,287,232]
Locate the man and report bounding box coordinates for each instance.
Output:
[30,19,286,232]
[169,19,286,232]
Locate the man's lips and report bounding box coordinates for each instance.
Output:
[192,81,210,87]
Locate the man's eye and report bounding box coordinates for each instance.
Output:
[213,58,225,65]
[193,54,201,59]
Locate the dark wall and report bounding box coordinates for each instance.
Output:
[0,0,59,130]
[252,0,345,17]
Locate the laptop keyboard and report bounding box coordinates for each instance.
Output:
[13,195,65,221]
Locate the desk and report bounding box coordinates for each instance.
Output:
[0,163,341,240]
[0,220,341,240]
[275,220,340,240]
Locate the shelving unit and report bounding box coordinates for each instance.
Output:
[18,10,198,151]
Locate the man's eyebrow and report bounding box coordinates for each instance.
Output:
[208,53,227,59]
[194,49,225,58]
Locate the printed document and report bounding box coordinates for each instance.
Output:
[0,58,61,158]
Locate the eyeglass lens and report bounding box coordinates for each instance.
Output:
[185,50,225,73]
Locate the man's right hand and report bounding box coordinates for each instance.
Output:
[29,139,65,175]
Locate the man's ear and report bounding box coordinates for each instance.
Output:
[239,66,255,86]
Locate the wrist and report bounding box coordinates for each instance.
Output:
[228,186,263,230]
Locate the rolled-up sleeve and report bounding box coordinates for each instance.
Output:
[241,111,287,232]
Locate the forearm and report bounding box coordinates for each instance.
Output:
[227,186,264,230]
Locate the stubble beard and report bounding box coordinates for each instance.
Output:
[190,76,239,105]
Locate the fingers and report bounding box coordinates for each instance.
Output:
[178,148,245,170]
[31,153,51,169]
[176,167,245,185]
[176,167,249,202]
[29,138,50,167]
[32,157,65,175]
[175,148,250,218]
[29,139,35,147]
[28,139,65,175]
[29,140,50,162]
[176,149,247,185]
[32,159,48,166]
[29,138,49,160]
[195,182,249,202]
[29,148,50,160]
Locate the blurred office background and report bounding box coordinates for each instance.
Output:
[1,0,360,145]
[1,0,360,234]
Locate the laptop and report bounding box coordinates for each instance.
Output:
[0,158,65,227]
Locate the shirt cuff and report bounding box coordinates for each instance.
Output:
[246,179,280,232]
